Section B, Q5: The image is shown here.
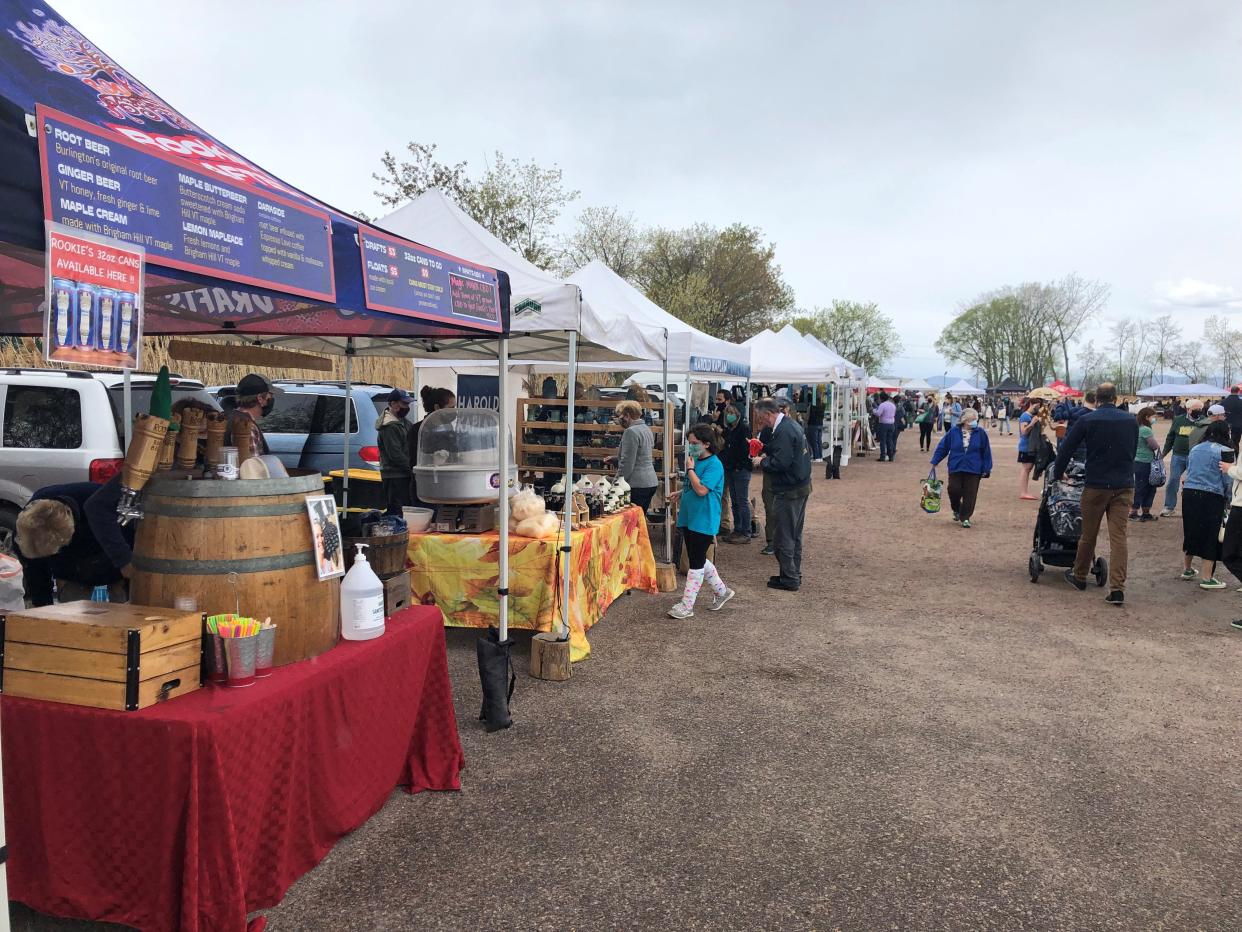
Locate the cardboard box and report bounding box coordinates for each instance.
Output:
[384,572,411,617]
[1,602,203,711]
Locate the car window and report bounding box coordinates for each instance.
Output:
[3,385,83,448]
[107,386,219,440]
[310,395,358,434]
[258,393,317,434]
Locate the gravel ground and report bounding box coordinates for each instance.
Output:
[15,424,1242,931]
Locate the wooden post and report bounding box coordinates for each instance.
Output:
[530,632,571,681]
[655,562,678,592]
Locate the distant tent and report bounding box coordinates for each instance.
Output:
[1047,379,1083,398]
[945,379,985,396]
[988,378,1030,394]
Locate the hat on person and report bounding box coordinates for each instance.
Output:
[387,388,412,404]
[16,498,75,559]
[1208,404,1226,417]
[236,373,282,396]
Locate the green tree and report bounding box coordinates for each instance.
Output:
[372,143,578,269]
[791,300,901,374]
[635,223,794,343]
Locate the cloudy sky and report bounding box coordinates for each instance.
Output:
[54,0,1242,378]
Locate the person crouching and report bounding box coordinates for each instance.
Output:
[669,424,735,619]
[930,408,992,528]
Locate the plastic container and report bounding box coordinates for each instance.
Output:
[340,543,385,641]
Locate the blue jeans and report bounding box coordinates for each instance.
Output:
[999,416,1011,435]
[877,422,896,459]
[1163,454,1188,511]
[806,425,823,460]
[726,469,752,536]
[1132,460,1156,511]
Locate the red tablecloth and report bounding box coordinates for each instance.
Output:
[1,606,463,932]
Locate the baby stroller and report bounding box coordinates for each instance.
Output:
[1028,458,1107,585]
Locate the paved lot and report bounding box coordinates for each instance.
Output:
[16,423,1242,930]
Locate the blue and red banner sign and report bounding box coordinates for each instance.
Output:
[38,106,336,303]
[358,226,501,331]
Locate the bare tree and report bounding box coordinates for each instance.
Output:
[1203,315,1242,385]
[1074,340,1109,389]
[1171,339,1211,383]
[1046,274,1109,379]
[1148,313,1182,384]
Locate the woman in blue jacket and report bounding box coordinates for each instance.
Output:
[930,408,993,528]
[1179,420,1233,589]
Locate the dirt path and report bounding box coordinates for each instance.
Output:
[21,423,1241,930]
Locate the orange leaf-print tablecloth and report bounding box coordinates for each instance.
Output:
[406,507,657,661]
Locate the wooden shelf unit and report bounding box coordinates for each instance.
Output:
[516,396,681,479]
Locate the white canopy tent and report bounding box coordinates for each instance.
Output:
[899,378,935,392]
[744,328,839,383]
[378,190,664,364]
[867,375,901,391]
[802,332,866,380]
[1137,382,1226,397]
[946,379,985,396]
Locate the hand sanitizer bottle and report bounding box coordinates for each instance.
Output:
[340,543,385,640]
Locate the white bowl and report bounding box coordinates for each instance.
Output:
[402,507,434,533]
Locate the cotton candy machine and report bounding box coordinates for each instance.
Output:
[412,408,516,504]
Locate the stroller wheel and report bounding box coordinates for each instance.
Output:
[1093,557,1108,587]
[1029,552,1042,583]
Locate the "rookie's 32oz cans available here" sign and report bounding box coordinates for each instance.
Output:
[44,221,145,370]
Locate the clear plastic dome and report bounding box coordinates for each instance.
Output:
[413,408,515,503]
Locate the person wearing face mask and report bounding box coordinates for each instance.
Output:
[377,388,413,515]
[668,424,734,618]
[718,403,754,543]
[224,372,280,456]
[612,400,658,512]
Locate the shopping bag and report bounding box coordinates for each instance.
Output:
[920,468,943,514]
[1149,457,1167,488]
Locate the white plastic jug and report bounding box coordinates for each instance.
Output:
[340,543,385,641]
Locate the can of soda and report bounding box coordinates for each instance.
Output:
[76,283,97,351]
[216,446,239,480]
[51,278,75,349]
[117,292,136,353]
[96,288,117,352]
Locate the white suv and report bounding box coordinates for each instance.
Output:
[0,368,220,553]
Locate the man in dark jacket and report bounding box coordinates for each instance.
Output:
[719,405,754,543]
[376,388,413,515]
[16,477,134,606]
[753,397,812,591]
[1050,382,1137,605]
[1221,386,1242,448]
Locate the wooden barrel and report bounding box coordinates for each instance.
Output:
[130,471,339,666]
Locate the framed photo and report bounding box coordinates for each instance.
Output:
[305,494,344,580]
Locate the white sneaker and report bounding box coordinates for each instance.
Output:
[708,588,736,611]
[1160,510,1175,518]
[667,602,694,619]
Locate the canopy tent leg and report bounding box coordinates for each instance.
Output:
[559,329,578,642]
[342,338,353,513]
[497,336,510,643]
[662,333,673,561]
[123,368,132,452]
[478,335,515,732]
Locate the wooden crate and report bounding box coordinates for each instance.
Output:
[1,602,204,711]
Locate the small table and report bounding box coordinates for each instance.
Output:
[408,506,658,661]
[2,606,463,932]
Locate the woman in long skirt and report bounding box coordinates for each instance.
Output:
[1179,421,1233,589]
